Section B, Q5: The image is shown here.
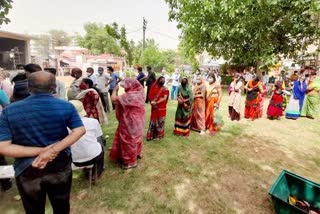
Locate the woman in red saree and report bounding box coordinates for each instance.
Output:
[244,76,264,120]
[110,78,145,169]
[190,76,206,134]
[205,74,222,135]
[147,76,169,141]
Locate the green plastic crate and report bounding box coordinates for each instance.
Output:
[269,170,320,214]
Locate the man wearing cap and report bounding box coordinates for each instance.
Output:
[69,100,105,179]
[0,71,85,213]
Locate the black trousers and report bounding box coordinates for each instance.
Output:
[145,85,151,103]
[0,155,12,191]
[73,149,104,179]
[109,89,115,110]
[16,153,72,214]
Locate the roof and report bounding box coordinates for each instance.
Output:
[0,30,32,41]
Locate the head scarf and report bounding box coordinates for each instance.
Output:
[117,78,145,137]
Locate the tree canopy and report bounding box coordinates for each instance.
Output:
[0,0,12,25]
[166,0,320,67]
[33,30,72,57]
[77,23,121,55]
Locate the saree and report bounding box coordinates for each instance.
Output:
[173,83,194,136]
[301,78,320,118]
[285,80,307,119]
[244,80,263,120]
[267,91,284,118]
[190,83,206,132]
[76,89,108,124]
[109,78,145,166]
[205,83,221,135]
[228,80,242,121]
[146,80,169,140]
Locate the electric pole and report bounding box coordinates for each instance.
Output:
[143,17,147,50]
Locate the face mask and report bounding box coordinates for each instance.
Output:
[98,71,103,75]
[158,81,165,87]
[86,72,92,77]
[79,83,87,90]
[208,78,213,83]
[196,80,202,84]
[181,82,187,87]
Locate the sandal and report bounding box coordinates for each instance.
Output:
[122,163,137,170]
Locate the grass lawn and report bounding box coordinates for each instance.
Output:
[1,88,320,214]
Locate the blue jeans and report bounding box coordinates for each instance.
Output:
[171,86,178,100]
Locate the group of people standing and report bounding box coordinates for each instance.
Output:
[239,68,320,121]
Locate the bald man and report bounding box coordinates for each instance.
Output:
[67,68,83,100]
[0,71,85,214]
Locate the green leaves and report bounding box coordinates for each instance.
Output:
[77,23,121,55]
[165,0,320,67]
[0,0,13,25]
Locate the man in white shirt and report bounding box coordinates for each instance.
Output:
[171,69,180,100]
[70,100,105,179]
[86,67,97,85]
[161,68,171,87]
[96,67,110,113]
[244,71,253,83]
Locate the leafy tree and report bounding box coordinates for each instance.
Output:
[48,30,72,47]
[0,0,12,25]
[33,30,72,57]
[165,0,320,68]
[105,23,134,66]
[77,23,121,55]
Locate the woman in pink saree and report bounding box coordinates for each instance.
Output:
[109,78,145,169]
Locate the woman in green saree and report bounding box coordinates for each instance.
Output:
[301,72,320,119]
[173,78,194,136]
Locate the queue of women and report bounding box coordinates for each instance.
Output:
[65,66,320,169]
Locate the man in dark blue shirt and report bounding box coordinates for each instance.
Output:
[136,66,146,87]
[0,71,85,214]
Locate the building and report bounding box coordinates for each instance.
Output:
[0,30,32,70]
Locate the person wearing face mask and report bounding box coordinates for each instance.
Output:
[228,73,243,121]
[161,68,170,87]
[110,78,145,169]
[192,69,201,86]
[171,69,181,100]
[67,68,83,100]
[190,76,206,135]
[205,74,222,135]
[86,67,97,85]
[76,78,107,124]
[96,67,111,113]
[173,77,194,136]
[146,76,169,141]
[285,74,307,119]
[244,76,264,120]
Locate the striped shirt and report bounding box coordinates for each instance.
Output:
[0,93,83,176]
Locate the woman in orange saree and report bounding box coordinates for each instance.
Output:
[244,76,264,120]
[190,76,206,134]
[205,74,222,135]
[147,76,169,140]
